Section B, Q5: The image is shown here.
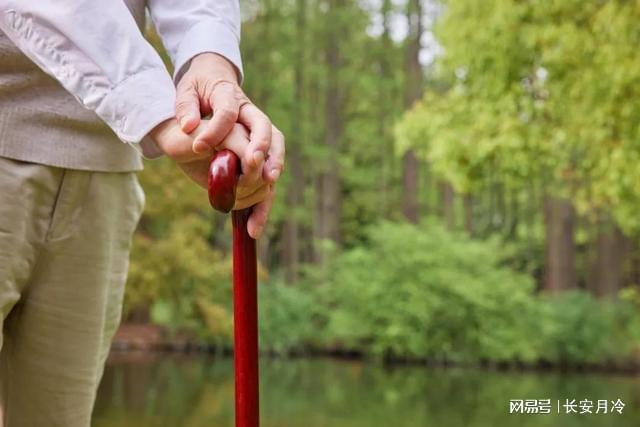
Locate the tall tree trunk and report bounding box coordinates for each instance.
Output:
[282,0,306,283]
[257,0,273,105]
[402,151,420,223]
[402,0,423,223]
[587,216,629,298]
[526,179,539,278]
[422,162,431,216]
[439,181,455,229]
[543,195,577,292]
[314,0,343,266]
[496,182,506,230]
[307,27,322,265]
[379,0,394,219]
[507,190,519,238]
[463,193,474,235]
[624,240,640,289]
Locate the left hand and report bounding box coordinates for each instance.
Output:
[175,52,285,186]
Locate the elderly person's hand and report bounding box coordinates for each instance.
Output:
[150,119,275,239]
[175,52,285,185]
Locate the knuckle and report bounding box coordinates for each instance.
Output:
[176,78,194,92]
[216,107,238,122]
[255,136,271,149]
[175,98,196,113]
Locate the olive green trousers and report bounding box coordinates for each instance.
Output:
[0,157,144,426]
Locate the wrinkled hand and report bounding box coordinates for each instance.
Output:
[175,53,285,185]
[149,119,274,238]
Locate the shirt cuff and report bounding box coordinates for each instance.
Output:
[95,66,176,145]
[172,19,243,84]
[130,136,166,159]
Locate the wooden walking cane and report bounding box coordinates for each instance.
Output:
[208,149,259,427]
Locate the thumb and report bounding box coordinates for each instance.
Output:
[175,82,201,134]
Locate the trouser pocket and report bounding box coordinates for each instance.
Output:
[46,169,92,243]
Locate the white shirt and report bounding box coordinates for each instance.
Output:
[0,0,242,155]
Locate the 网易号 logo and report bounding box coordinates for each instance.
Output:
[509,399,625,415]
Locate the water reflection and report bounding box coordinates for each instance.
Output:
[94,353,640,427]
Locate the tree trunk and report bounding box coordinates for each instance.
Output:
[624,240,640,289]
[463,193,474,235]
[404,0,423,105]
[496,182,506,230]
[506,190,519,238]
[282,0,306,283]
[402,150,420,223]
[401,0,423,223]
[543,195,577,292]
[257,0,273,105]
[307,24,322,265]
[439,181,455,229]
[314,0,342,266]
[587,216,629,298]
[379,0,394,219]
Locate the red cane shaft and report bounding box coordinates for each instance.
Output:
[208,149,260,427]
[232,208,259,427]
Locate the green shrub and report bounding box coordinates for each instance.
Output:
[128,209,640,365]
[259,282,320,355]
[540,292,640,364]
[316,220,542,362]
[258,220,640,365]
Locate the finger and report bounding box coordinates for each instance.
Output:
[234,183,270,211]
[175,80,201,133]
[193,83,239,153]
[218,124,260,178]
[238,103,272,168]
[247,186,275,239]
[264,125,285,183]
[155,121,212,162]
[240,146,265,186]
[165,140,211,162]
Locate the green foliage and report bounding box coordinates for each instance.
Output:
[258,282,320,354]
[538,292,632,364]
[126,158,234,342]
[316,221,539,362]
[259,221,640,365]
[397,0,640,233]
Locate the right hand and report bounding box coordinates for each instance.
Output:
[149,119,275,238]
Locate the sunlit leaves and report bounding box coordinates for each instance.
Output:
[397,0,640,232]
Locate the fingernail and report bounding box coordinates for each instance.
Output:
[270,168,281,181]
[193,139,209,153]
[253,150,265,166]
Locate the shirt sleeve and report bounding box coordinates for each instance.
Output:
[0,0,176,151]
[147,0,243,83]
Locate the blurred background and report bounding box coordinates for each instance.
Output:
[95,0,640,425]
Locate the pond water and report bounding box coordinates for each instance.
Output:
[94,353,640,427]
